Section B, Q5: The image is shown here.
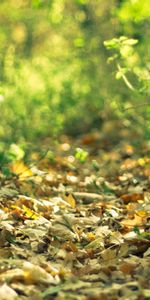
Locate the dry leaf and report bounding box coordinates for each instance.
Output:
[64,194,76,208]
[135,210,149,218]
[22,205,40,220]
[0,269,24,283]
[10,161,33,180]
[120,262,136,274]
[121,214,147,229]
[101,248,117,262]
[0,284,18,300]
[121,193,144,204]
[23,262,59,284]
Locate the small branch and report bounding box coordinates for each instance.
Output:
[122,102,150,112]
[117,63,135,91]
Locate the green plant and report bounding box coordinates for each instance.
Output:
[104,36,150,94]
[75,148,88,163]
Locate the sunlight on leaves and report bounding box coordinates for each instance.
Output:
[10,161,33,180]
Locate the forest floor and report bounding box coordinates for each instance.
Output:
[0,130,150,300]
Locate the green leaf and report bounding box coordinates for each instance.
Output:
[43,285,63,299]
[8,144,25,161]
[104,38,119,49]
[122,38,138,46]
[1,167,12,176]
[92,159,100,171]
[75,148,88,163]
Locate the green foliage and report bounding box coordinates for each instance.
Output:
[133,226,150,239]
[104,35,150,94]
[75,148,88,163]
[0,143,24,170]
[92,160,100,171]
[0,0,150,148]
[0,0,117,145]
[117,0,150,22]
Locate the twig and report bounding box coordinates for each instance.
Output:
[121,102,150,111]
[72,192,103,200]
[117,63,135,91]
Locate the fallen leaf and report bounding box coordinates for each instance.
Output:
[0,269,24,283]
[121,193,144,204]
[101,248,117,262]
[85,237,104,249]
[0,284,18,300]
[0,227,15,247]
[121,214,147,229]
[10,161,33,180]
[64,193,76,209]
[120,262,136,274]
[22,205,40,220]
[0,187,18,198]
[135,210,149,218]
[23,261,59,284]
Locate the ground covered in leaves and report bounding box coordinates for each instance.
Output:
[0,133,150,300]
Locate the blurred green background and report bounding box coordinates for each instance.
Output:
[0,0,150,150]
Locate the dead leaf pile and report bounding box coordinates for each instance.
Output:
[0,137,150,299]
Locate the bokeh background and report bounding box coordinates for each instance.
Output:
[0,0,150,150]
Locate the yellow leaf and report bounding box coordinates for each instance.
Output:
[65,194,76,209]
[10,161,33,180]
[22,205,39,220]
[136,210,148,218]
[87,232,96,241]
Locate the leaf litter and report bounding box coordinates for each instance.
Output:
[0,135,150,299]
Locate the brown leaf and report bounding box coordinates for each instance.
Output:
[120,262,136,274]
[121,214,147,229]
[121,193,144,204]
